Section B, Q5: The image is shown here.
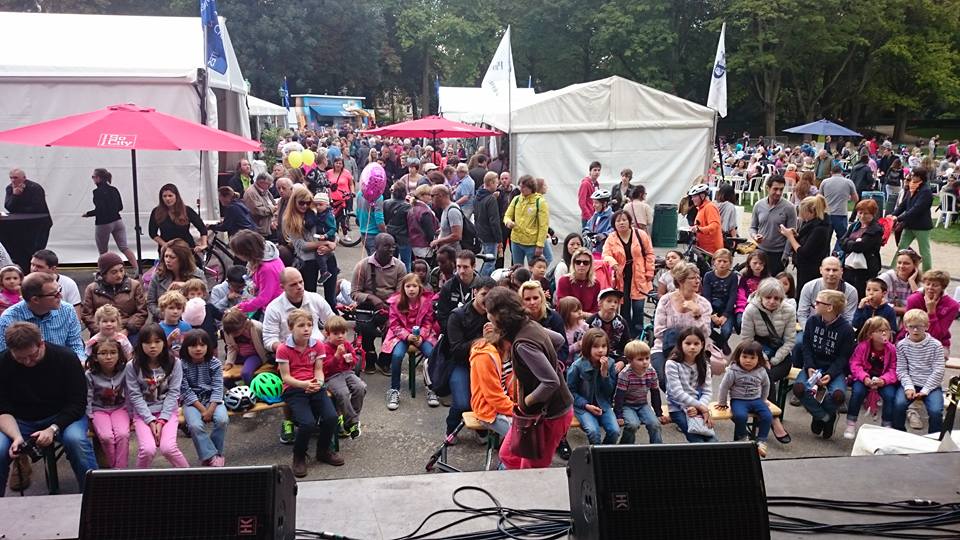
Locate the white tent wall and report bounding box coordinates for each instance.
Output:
[509,76,715,237]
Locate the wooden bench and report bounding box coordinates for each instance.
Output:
[709,400,782,440]
[222,362,277,382]
[946,357,960,370]
[774,367,802,420]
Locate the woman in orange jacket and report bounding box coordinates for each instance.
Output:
[602,210,656,337]
[469,331,515,438]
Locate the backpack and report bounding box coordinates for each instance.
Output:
[451,205,482,254]
[425,334,454,396]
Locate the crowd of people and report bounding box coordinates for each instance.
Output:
[0,127,957,492]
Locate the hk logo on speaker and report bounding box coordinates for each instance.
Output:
[611,492,630,511]
[97,134,137,148]
[237,516,258,536]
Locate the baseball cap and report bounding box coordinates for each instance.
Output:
[422,162,438,172]
[597,288,624,302]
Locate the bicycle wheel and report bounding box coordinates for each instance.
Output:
[203,249,228,289]
[338,211,362,247]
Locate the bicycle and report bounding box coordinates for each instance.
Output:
[200,226,240,287]
[333,192,361,248]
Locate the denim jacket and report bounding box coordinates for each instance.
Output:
[566,357,617,411]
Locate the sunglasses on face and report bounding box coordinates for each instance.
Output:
[574,260,592,266]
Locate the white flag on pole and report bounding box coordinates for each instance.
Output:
[707,22,727,118]
[481,26,516,100]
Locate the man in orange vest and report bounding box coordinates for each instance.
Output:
[687,183,723,254]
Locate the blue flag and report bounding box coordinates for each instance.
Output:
[280,77,291,110]
[200,0,227,75]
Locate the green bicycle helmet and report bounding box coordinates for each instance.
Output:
[250,372,284,404]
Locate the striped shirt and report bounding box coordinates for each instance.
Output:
[664,359,712,412]
[180,357,224,406]
[0,300,85,360]
[896,335,945,396]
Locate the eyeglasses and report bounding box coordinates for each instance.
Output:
[574,260,592,266]
[906,325,927,331]
[38,287,63,298]
[296,200,311,207]
[814,300,830,306]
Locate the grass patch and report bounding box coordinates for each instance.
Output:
[930,222,960,246]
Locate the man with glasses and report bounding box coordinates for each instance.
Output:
[0,322,97,496]
[6,169,52,270]
[30,250,82,320]
[0,272,84,360]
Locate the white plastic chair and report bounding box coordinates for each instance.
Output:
[939,191,957,228]
[742,175,764,207]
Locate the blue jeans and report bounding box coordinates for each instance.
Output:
[363,234,377,256]
[848,381,898,423]
[480,414,512,438]
[619,404,662,444]
[730,398,772,442]
[446,364,471,434]
[397,244,412,273]
[893,386,944,433]
[480,242,498,277]
[183,403,229,462]
[390,341,435,391]
[510,242,537,267]
[793,368,847,421]
[829,214,848,252]
[668,410,719,443]
[283,388,339,459]
[0,415,97,494]
[575,406,621,444]
[713,315,735,351]
[620,299,645,338]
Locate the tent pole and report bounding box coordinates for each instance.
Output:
[715,112,726,186]
[130,149,143,273]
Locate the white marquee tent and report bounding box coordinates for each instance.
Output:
[0,11,251,263]
[500,76,716,236]
[438,86,536,128]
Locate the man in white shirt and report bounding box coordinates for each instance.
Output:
[30,250,81,319]
[262,268,335,353]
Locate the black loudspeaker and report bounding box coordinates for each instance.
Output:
[567,442,769,540]
[79,465,297,540]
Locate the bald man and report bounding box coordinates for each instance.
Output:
[6,169,52,269]
[261,268,335,352]
[796,257,859,326]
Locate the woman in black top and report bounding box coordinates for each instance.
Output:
[781,195,832,300]
[840,199,884,298]
[148,183,208,255]
[83,168,138,271]
[891,168,934,271]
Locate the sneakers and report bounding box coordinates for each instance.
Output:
[386,389,400,410]
[317,449,345,466]
[821,414,837,440]
[757,442,768,458]
[338,415,349,438]
[789,394,801,407]
[242,411,256,419]
[205,455,225,467]
[843,420,857,440]
[292,455,308,478]
[906,407,923,430]
[556,438,572,461]
[426,390,440,408]
[8,454,32,491]
[279,420,295,445]
[375,364,391,377]
[318,272,332,286]
[348,423,361,439]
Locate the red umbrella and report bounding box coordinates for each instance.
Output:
[0,103,261,267]
[362,115,500,138]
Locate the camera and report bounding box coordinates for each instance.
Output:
[17,436,44,463]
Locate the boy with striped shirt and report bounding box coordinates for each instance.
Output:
[893,309,945,433]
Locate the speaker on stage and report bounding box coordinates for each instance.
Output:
[79,465,297,540]
[567,442,769,540]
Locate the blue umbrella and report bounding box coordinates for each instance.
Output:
[783,119,861,137]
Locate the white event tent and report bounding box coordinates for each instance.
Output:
[502,76,716,236]
[0,11,251,263]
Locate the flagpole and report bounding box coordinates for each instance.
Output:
[715,112,726,186]
[507,27,513,175]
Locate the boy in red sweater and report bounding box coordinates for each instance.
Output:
[321,316,367,438]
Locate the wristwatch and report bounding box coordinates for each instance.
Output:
[49,424,60,436]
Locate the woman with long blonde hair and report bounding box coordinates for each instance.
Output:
[282,185,327,292]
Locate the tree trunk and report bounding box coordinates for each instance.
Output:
[893,105,909,143]
[419,48,431,118]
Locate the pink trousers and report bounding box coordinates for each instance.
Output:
[499,408,573,470]
[90,408,130,469]
[133,416,189,468]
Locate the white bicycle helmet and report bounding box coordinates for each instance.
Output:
[590,189,611,200]
[687,183,710,197]
[224,385,257,412]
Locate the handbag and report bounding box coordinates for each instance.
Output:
[756,310,785,350]
[508,405,545,459]
[845,252,868,270]
[686,415,716,438]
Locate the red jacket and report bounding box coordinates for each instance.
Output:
[321,340,358,376]
[578,177,598,221]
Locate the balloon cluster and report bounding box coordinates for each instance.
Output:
[286,149,316,169]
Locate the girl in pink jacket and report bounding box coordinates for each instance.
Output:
[383,274,439,402]
[844,316,899,439]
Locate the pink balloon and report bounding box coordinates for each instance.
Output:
[360,163,387,203]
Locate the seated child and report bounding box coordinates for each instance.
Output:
[793,290,855,440]
[567,329,620,445]
[222,308,272,385]
[529,256,552,302]
[893,309,945,434]
[86,337,130,469]
[656,250,683,296]
[310,192,337,286]
[845,317,899,439]
[209,265,248,312]
[181,278,222,346]
[614,340,664,444]
[702,249,738,354]
[853,278,898,334]
[715,341,772,457]
[735,251,769,332]
[775,272,797,313]
[157,290,192,353]
[0,264,22,312]
[586,289,630,368]
[85,304,134,358]
[411,260,431,292]
[558,296,588,364]
[664,327,718,443]
[321,316,367,438]
[276,308,344,477]
[180,329,228,467]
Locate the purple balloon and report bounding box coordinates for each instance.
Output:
[360,162,387,203]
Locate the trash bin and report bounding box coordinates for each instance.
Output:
[653,204,679,247]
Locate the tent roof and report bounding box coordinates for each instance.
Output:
[248,95,287,117]
[510,75,715,133]
[0,11,247,94]
[438,86,536,128]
